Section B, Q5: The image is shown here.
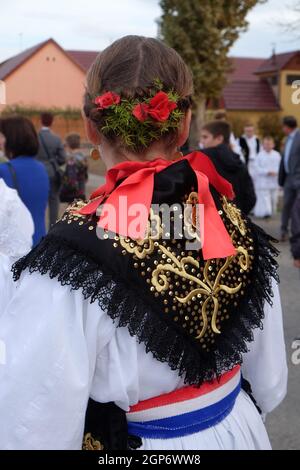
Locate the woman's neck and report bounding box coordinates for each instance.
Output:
[99,141,177,171]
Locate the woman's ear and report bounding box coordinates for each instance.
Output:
[177,109,192,147]
[82,112,101,145]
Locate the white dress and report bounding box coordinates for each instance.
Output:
[0,179,34,258]
[254,150,281,218]
[0,258,287,450]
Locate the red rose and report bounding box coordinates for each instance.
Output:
[94,92,121,109]
[132,103,150,122]
[132,91,177,123]
[148,91,177,122]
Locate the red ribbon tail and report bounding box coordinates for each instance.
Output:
[186,152,235,200]
[195,171,236,260]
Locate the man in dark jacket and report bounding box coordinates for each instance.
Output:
[279,116,300,241]
[290,194,300,268]
[37,112,66,227]
[201,120,256,215]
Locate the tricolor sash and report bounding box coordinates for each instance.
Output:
[127,366,241,439]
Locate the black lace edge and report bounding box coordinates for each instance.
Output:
[12,222,279,386]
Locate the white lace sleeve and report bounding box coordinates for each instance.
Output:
[0,180,34,258]
[241,279,288,414]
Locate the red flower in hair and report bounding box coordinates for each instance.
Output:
[94,92,121,109]
[132,91,177,123]
[132,103,150,122]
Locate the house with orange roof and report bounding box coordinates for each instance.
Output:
[214,51,300,128]
[0,38,98,111]
[1,38,300,137]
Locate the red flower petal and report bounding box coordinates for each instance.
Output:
[132,103,150,122]
[94,91,121,109]
[149,91,169,107]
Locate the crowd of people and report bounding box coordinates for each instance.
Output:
[0,108,299,264]
[0,35,293,450]
[0,113,88,254]
[196,114,300,267]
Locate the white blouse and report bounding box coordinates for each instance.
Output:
[0,257,287,450]
[0,180,34,258]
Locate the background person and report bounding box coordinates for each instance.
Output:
[37,112,66,227]
[279,116,300,241]
[290,194,300,269]
[214,111,243,159]
[201,120,256,215]
[239,123,260,178]
[60,133,88,202]
[254,136,281,219]
[0,116,49,246]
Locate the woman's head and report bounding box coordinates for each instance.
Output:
[0,116,39,159]
[83,36,193,159]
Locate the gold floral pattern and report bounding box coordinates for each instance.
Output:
[222,196,247,236]
[115,197,254,350]
[82,432,103,450]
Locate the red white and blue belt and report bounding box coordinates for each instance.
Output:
[126,366,241,439]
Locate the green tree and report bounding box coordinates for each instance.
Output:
[159,0,265,145]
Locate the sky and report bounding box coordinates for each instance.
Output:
[0,0,299,63]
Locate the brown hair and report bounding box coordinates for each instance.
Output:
[84,35,193,153]
[41,112,54,127]
[1,116,39,158]
[66,132,81,150]
[283,116,298,129]
[202,120,231,145]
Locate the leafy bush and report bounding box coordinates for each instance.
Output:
[0,105,82,120]
[257,113,285,151]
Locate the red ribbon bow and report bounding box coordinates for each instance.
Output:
[79,152,236,260]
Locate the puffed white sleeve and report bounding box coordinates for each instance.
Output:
[0,271,116,450]
[241,279,288,414]
[0,254,16,317]
[0,180,34,258]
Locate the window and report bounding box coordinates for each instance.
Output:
[286,74,300,85]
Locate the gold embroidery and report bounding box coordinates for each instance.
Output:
[184,192,201,242]
[222,196,246,236]
[119,210,162,259]
[112,198,253,347]
[159,254,245,338]
[82,432,103,451]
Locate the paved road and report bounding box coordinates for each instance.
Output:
[257,216,300,450]
[85,175,300,450]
